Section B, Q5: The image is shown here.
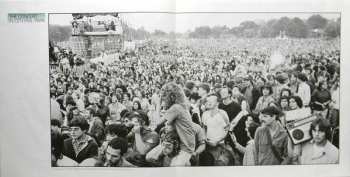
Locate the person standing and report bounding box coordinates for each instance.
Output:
[108,93,126,122]
[62,117,98,164]
[51,91,63,122]
[290,118,338,164]
[311,81,331,119]
[219,87,242,122]
[197,83,211,116]
[202,94,230,157]
[254,85,275,114]
[296,73,311,107]
[254,106,289,165]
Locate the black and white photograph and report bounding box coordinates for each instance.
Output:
[48,12,341,167]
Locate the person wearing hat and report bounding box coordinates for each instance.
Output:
[254,106,289,165]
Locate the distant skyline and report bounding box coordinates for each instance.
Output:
[49,13,340,33]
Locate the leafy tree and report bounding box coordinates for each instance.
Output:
[259,19,277,38]
[271,17,291,37]
[239,21,259,29]
[189,26,212,38]
[153,29,167,36]
[307,15,328,29]
[210,25,228,38]
[287,17,309,38]
[325,18,341,38]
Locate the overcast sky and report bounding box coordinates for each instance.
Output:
[49,13,340,33]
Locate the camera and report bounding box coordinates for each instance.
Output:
[286,115,317,145]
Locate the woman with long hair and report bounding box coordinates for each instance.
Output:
[253,85,275,114]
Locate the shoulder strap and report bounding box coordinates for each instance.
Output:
[266,129,283,163]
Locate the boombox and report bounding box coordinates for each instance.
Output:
[284,107,311,122]
[286,115,317,145]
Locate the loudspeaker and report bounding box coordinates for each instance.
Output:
[286,115,317,145]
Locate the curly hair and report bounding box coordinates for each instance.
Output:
[160,82,186,110]
[160,130,181,157]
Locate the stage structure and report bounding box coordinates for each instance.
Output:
[69,13,123,59]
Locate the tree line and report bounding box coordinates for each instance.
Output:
[188,15,340,38]
[49,14,340,43]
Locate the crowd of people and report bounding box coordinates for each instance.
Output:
[50,37,340,167]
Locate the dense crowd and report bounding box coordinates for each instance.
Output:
[50,37,340,167]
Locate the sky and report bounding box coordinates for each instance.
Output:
[49,12,340,33]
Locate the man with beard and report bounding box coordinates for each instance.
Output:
[103,137,135,167]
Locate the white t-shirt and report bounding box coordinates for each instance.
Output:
[299,141,339,164]
[202,109,229,144]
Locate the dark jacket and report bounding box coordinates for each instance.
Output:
[62,136,98,164]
